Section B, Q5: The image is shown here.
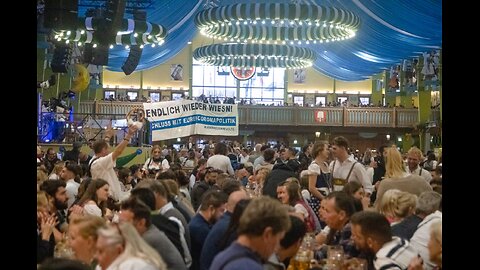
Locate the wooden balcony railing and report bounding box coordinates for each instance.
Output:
[77,101,440,128]
[345,108,394,128]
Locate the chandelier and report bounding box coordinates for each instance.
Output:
[195,3,360,43]
[194,43,316,69]
[194,3,359,69]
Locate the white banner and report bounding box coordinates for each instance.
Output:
[143,100,239,141]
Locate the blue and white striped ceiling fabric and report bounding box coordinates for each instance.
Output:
[79,0,440,81]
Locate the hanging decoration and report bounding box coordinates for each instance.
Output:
[195,3,360,43]
[231,67,256,80]
[193,43,316,68]
[71,64,91,92]
[193,2,358,69]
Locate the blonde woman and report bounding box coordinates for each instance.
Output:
[68,215,106,268]
[95,222,167,270]
[252,167,271,197]
[49,161,65,180]
[378,189,417,225]
[375,146,432,209]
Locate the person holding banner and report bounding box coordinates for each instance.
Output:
[90,123,138,203]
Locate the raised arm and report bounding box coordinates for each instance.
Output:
[112,124,138,161]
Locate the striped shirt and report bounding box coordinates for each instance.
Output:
[374,237,419,270]
[410,211,442,270]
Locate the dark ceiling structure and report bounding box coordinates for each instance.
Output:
[74,0,441,81]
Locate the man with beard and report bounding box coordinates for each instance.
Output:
[39,180,69,233]
[190,167,221,211]
[200,190,248,270]
[44,148,60,175]
[188,190,228,270]
[350,211,419,270]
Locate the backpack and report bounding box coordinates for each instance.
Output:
[150,213,185,258]
[86,157,100,177]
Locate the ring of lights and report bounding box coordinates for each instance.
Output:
[193,43,317,68]
[195,3,360,43]
[54,17,167,47]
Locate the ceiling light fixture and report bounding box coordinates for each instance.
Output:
[193,43,316,69]
[54,17,167,46]
[195,3,360,43]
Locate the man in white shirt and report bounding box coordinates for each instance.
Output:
[329,136,373,195]
[405,147,432,183]
[59,162,81,208]
[90,123,138,202]
[207,142,234,176]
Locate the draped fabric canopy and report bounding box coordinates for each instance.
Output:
[79,0,441,81]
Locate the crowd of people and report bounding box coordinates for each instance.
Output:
[94,92,438,109]
[37,131,442,270]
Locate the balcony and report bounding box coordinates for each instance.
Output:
[76,101,440,128]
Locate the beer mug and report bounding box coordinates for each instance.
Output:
[326,245,344,269]
[344,258,368,270]
[294,256,310,270]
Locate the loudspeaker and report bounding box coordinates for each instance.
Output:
[83,43,93,63]
[104,0,126,30]
[96,0,126,45]
[84,7,103,18]
[119,9,146,75]
[83,43,109,66]
[44,0,78,29]
[51,45,72,73]
[121,45,143,75]
[133,10,146,21]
